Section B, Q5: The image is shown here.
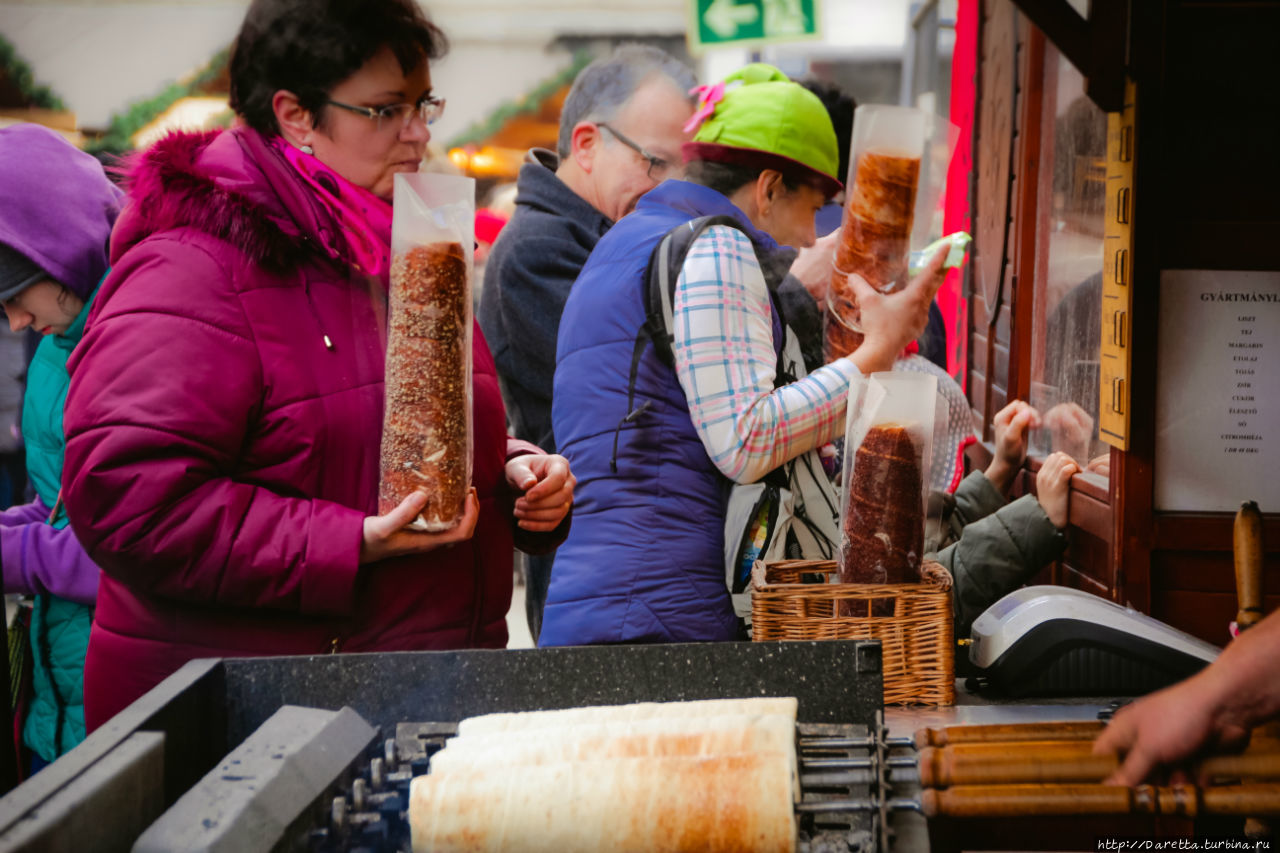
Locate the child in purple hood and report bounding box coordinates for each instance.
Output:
[0,123,123,770]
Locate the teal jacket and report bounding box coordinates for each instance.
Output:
[929,471,1069,639]
[20,293,97,762]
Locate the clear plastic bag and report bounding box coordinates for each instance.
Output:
[838,371,939,600]
[379,173,475,531]
[824,105,959,361]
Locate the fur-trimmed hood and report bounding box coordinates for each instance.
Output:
[112,127,350,275]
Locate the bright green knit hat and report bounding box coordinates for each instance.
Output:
[682,63,842,197]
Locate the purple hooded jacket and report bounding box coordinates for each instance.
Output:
[0,123,121,606]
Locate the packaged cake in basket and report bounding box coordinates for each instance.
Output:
[838,371,940,609]
[379,173,475,531]
[824,105,958,362]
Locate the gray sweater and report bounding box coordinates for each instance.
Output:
[478,150,612,453]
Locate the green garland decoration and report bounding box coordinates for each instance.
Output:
[87,47,231,155]
[446,49,594,149]
[0,34,66,111]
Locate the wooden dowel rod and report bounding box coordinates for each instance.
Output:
[1234,500,1265,631]
[920,740,1280,788]
[914,721,1103,749]
[914,720,1280,751]
[1202,752,1280,782]
[918,744,1115,787]
[1203,783,1280,817]
[921,784,1132,818]
[921,784,1280,819]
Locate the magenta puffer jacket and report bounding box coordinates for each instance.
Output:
[63,127,560,730]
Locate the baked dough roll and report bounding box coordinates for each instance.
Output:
[455,696,798,737]
[824,148,921,364]
[409,753,797,853]
[436,712,794,762]
[432,713,799,801]
[839,422,926,617]
[844,151,920,226]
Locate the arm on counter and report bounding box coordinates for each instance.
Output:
[1096,608,1280,785]
[929,445,1076,639]
[934,489,1067,639]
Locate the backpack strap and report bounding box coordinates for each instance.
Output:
[644,215,744,368]
[609,214,791,484]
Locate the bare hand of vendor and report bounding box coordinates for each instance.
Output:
[1093,677,1246,787]
[788,228,842,304]
[360,488,480,564]
[850,245,947,375]
[1035,451,1079,529]
[1094,610,1280,786]
[506,453,575,531]
[985,400,1041,493]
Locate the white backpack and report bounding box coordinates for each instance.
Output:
[720,326,840,619]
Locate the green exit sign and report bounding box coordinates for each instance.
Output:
[688,0,821,53]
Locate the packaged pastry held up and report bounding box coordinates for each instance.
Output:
[379,173,475,531]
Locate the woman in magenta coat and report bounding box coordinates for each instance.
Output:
[62,0,574,730]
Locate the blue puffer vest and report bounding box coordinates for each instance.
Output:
[541,182,784,646]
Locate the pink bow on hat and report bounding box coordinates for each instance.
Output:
[683,81,726,135]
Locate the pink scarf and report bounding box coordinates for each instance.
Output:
[274,139,394,277]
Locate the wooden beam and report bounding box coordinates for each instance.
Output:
[1009,0,1128,112]
[1086,0,1128,112]
[1008,0,1090,79]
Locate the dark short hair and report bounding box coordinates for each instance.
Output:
[685,160,801,198]
[229,0,448,136]
[800,79,856,186]
[557,44,696,160]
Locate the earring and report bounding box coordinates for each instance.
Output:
[299,144,314,155]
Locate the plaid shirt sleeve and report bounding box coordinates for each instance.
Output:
[672,226,860,484]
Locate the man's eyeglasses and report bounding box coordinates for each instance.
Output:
[326,95,446,133]
[597,122,672,181]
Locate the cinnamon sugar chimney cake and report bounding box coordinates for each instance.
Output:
[839,421,926,591]
[380,241,470,530]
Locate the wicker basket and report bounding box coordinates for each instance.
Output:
[750,559,955,705]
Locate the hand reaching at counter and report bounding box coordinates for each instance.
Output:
[1094,608,1280,785]
[985,400,1041,493]
[1035,451,1079,530]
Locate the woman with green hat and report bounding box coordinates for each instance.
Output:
[542,64,947,646]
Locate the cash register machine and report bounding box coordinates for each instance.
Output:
[967,586,1222,697]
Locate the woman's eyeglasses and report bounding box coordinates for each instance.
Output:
[597,122,672,181]
[325,95,446,132]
